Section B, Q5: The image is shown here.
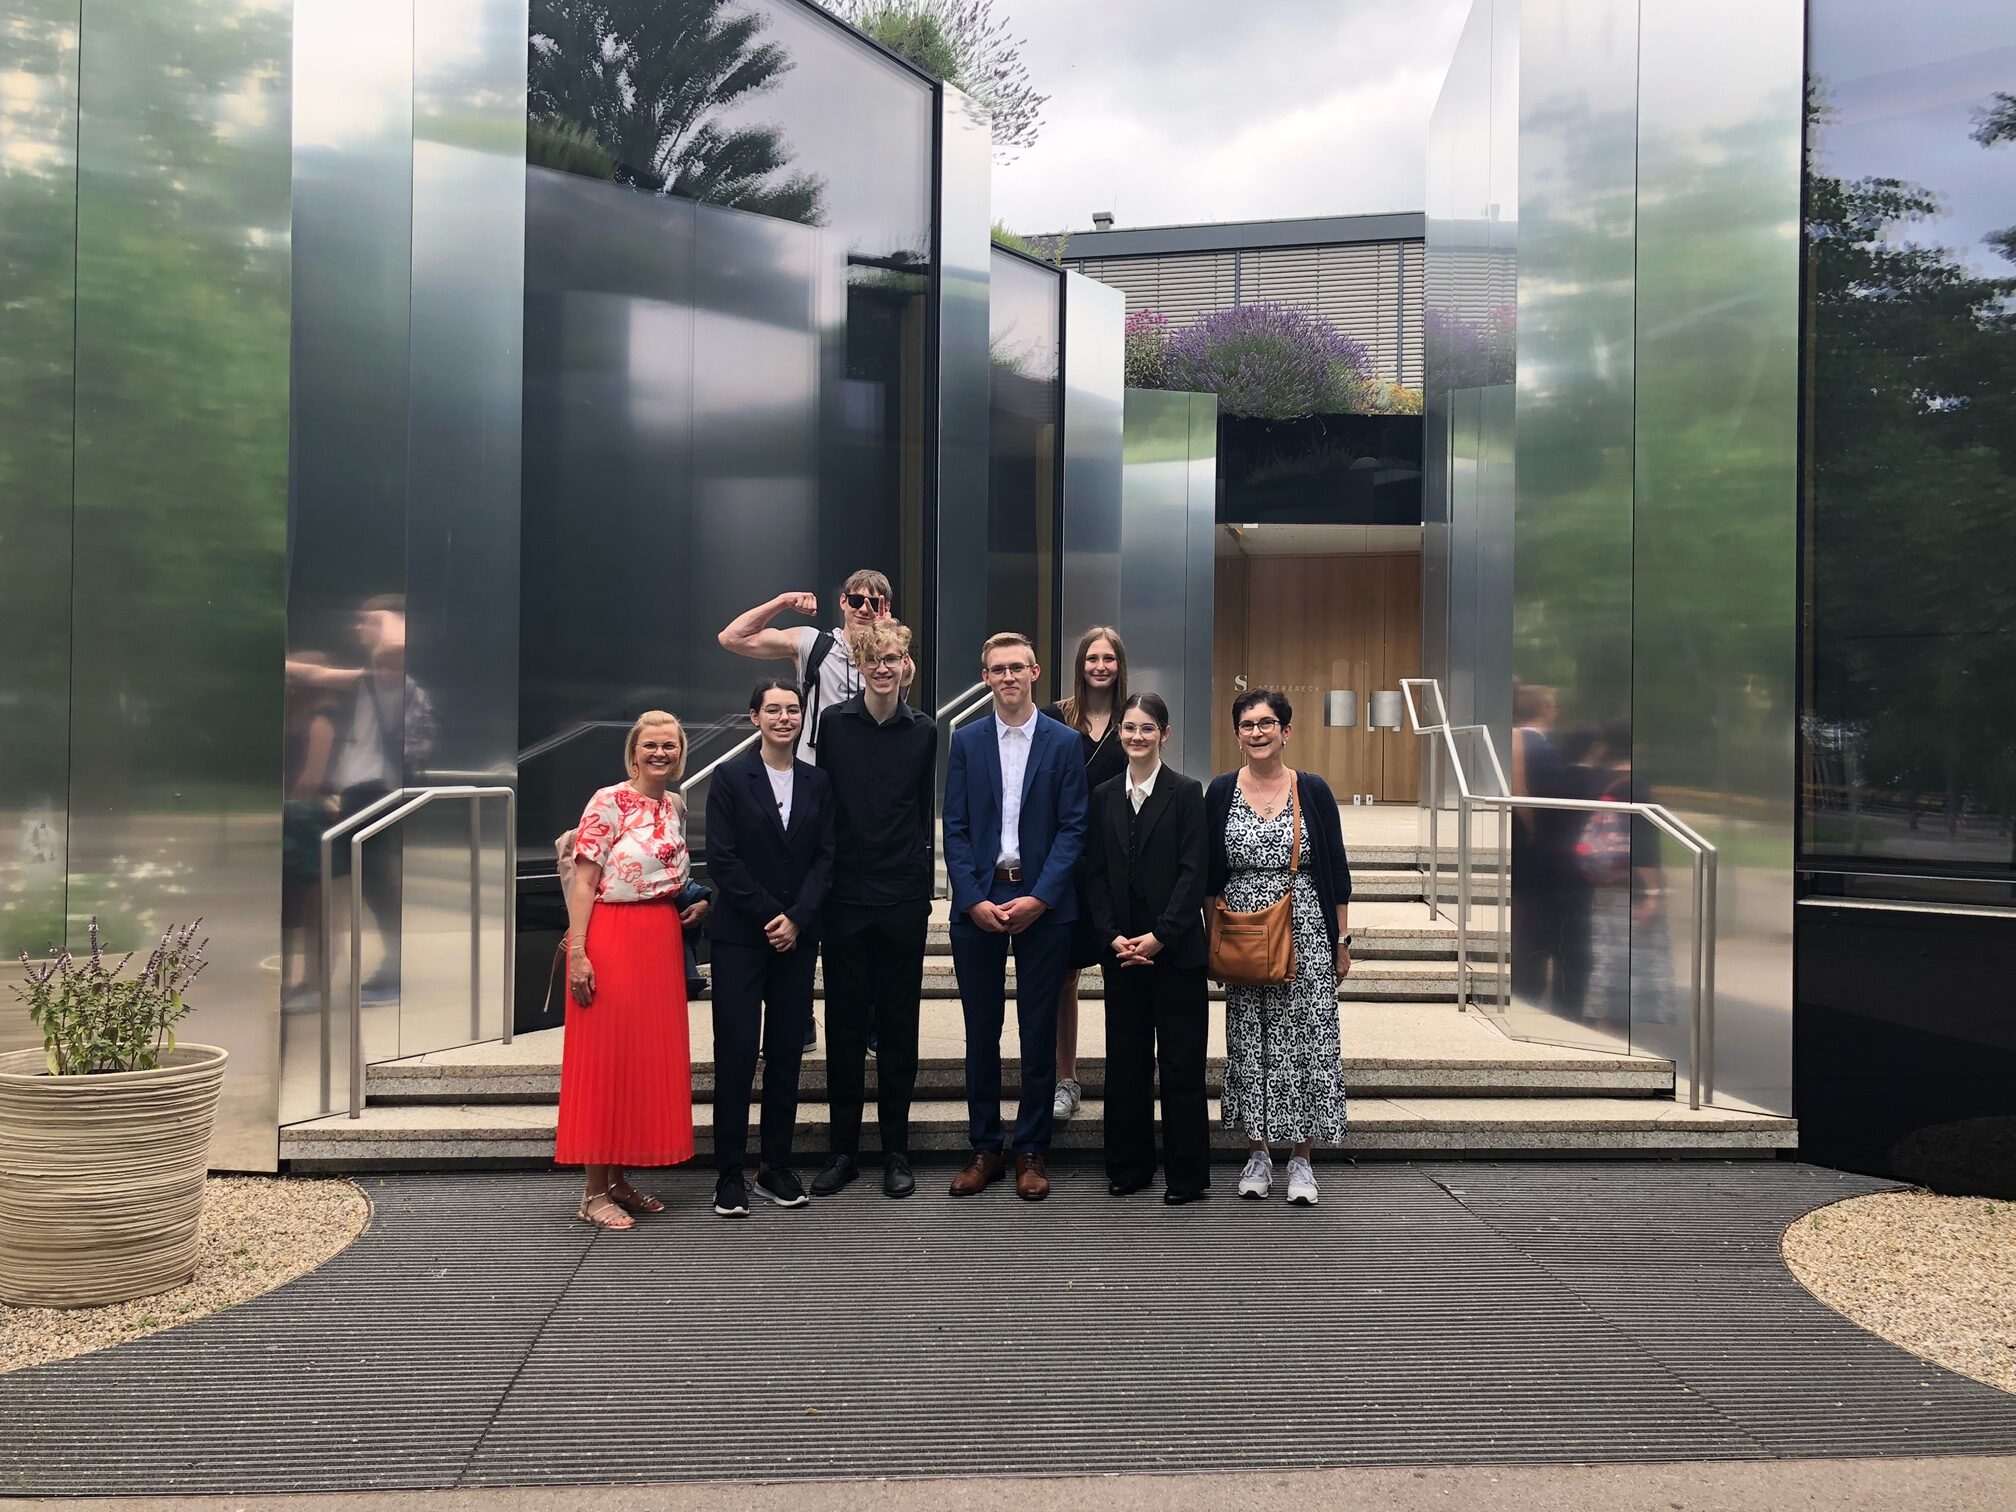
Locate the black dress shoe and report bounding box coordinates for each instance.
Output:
[810,1154,859,1197]
[883,1152,916,1198]
[1163,1187,1209,1206]
[1108,1178,1150,1196]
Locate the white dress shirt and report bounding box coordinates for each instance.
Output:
[995,712,1035,869]
[764,760,794,829]
[1126,761,1162,814]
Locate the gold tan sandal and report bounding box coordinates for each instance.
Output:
[577,1190,635,1230]
[608,1178,665,1216]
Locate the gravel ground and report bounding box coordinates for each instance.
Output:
[0,1175,368,1376]
[1783,1189,2016,1395]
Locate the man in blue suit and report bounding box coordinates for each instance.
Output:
[943,631,1089,1200]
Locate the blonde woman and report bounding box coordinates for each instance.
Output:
[559,711,710,1229]
[1042,626,1129,1120]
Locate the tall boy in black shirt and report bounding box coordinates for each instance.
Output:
[811,621,937,1198]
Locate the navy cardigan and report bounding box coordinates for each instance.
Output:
[1204,770,1354,953]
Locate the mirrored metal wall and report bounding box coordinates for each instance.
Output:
[1058,271,1126,678]
[986,248,1061,693]
[66,0,293,1167]
[0,0,79,986]
[1119,389,1220,782]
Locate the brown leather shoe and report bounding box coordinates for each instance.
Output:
[1015,1153,1050,1201]
[949,1150,1007,1196]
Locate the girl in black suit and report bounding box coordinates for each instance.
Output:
[1083,693,1211,1203]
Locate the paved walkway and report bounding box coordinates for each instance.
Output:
[4,1163,2014,1497]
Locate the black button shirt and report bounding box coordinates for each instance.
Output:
[814,693,938,907]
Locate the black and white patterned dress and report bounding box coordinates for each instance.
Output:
[1219,787,1348,1144]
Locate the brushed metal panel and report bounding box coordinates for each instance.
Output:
[0,0,78,995]
[1059,271,1125,663]
[1182,392,1219,781]
[67,0,292,1169]
[397,0,526,1063]
[281,0,414,1122]
[986,249,1061,686]
[1507,0,1639,1044]
[932,82,992,705]
[1632,0,1801,1114]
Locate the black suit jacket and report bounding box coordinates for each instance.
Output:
[1083,766,1208,971]
[704,749,836,949]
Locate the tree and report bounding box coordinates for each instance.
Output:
[529,0,825,223]
[823,0,1047,161]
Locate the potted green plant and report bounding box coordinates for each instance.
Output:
[2,919,227,1308]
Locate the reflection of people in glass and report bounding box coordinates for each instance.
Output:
[280,652,342,1006]
[1085,693,1210,1205]
[1042,626,1129,1124]
[1208,691,1352,1209]
[559,712,706,1230]
[1509,684,1591,1017]
[1581,725,1679,1025]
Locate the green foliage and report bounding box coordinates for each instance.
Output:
[1124,309,1171,389]
[853,2,962,83]
[527,118,617,181]
[990,219,1062,264]
[13,919,207,1077]
[529,0,826,224]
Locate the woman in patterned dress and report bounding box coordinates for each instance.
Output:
[1204,689,1353,1206]
[559,711,710,1229]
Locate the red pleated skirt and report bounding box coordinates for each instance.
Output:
[554,899,695,1167]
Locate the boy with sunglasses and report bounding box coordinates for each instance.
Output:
[718,570,902,763]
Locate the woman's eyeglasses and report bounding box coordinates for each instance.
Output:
[1236,718,1282,735]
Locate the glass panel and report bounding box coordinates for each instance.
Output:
[518,0,934,848]
[1803,3,2016,887]
[987,249,1060,693]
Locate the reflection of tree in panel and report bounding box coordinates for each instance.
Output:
[1807,84,2016,852]
[528,0,825,224]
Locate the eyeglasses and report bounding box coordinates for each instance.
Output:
[844,592,887,611]
[637,741,681,754]
[862,653,904,670]
[985,662,1032,678]
[1235,718,1282,735]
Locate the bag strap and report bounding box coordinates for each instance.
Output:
[800,629,837,748]
[1286,772,1301,875]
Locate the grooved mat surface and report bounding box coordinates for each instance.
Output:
[4,1163,2013,1496]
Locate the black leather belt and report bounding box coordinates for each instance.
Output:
[994,866,1023,882]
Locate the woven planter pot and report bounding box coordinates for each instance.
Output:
[0,1044,227,1308]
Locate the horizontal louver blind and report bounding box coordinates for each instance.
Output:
[1069,240,1423,389]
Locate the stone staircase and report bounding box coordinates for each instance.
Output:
[281,887,1795,1169]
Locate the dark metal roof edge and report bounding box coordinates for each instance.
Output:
[1057,212,1426,261]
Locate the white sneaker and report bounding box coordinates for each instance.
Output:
[1052,1077,1082,1120]
[1237,1151,1273,1199]
[1286,1156,1319,1206]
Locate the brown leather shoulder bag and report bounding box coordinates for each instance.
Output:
[1206,775,1299,986]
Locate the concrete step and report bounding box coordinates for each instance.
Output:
[364,1004,1674,1106]
[281,1095,1795,1169]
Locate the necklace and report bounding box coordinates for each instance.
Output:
[1243,768,1292,820]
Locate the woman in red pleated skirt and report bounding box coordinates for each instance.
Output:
[557,711,705,1228]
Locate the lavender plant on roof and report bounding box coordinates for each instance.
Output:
[1162,303,1373,420]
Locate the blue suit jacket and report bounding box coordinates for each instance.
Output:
[943,710,1088,921]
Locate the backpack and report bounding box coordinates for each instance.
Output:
[799,629,839,752]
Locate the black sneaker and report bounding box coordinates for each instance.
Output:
[756,1166,810,1208]
[882,1151,916,1199]
[810,1153,859,1196]
[713,1171,749,1217]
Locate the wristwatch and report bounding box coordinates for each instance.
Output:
[1340,933,1353,950]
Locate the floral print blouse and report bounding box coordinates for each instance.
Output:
[573,784,690,901]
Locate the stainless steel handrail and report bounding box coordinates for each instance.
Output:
[679,730,761,802]
[942,686,995,732]
[935,679,988,721]
[1399,678,1718,1110]
[326,785,518,1119]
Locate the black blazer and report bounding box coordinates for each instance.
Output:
[704,749,836,949]
[1204,769,1353,954]
[1084,766,1209,971]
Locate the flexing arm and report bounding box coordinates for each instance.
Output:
[718,592,820,660]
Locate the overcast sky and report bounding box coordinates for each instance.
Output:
[990,0,1472,236]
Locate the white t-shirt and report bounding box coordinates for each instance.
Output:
[790,625,864,762]
[764,760,794,829]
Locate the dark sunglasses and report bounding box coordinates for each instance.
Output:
[844,592,887,611]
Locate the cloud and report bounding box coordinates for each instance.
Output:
[990,0,1472,234]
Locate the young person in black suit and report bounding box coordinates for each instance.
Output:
[1083,693,1212,1204]
[704,680,836,1218]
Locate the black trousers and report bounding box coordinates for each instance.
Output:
[710,939,818,1174]
[1102,954,1211,1196]
[822,900,929,1158]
